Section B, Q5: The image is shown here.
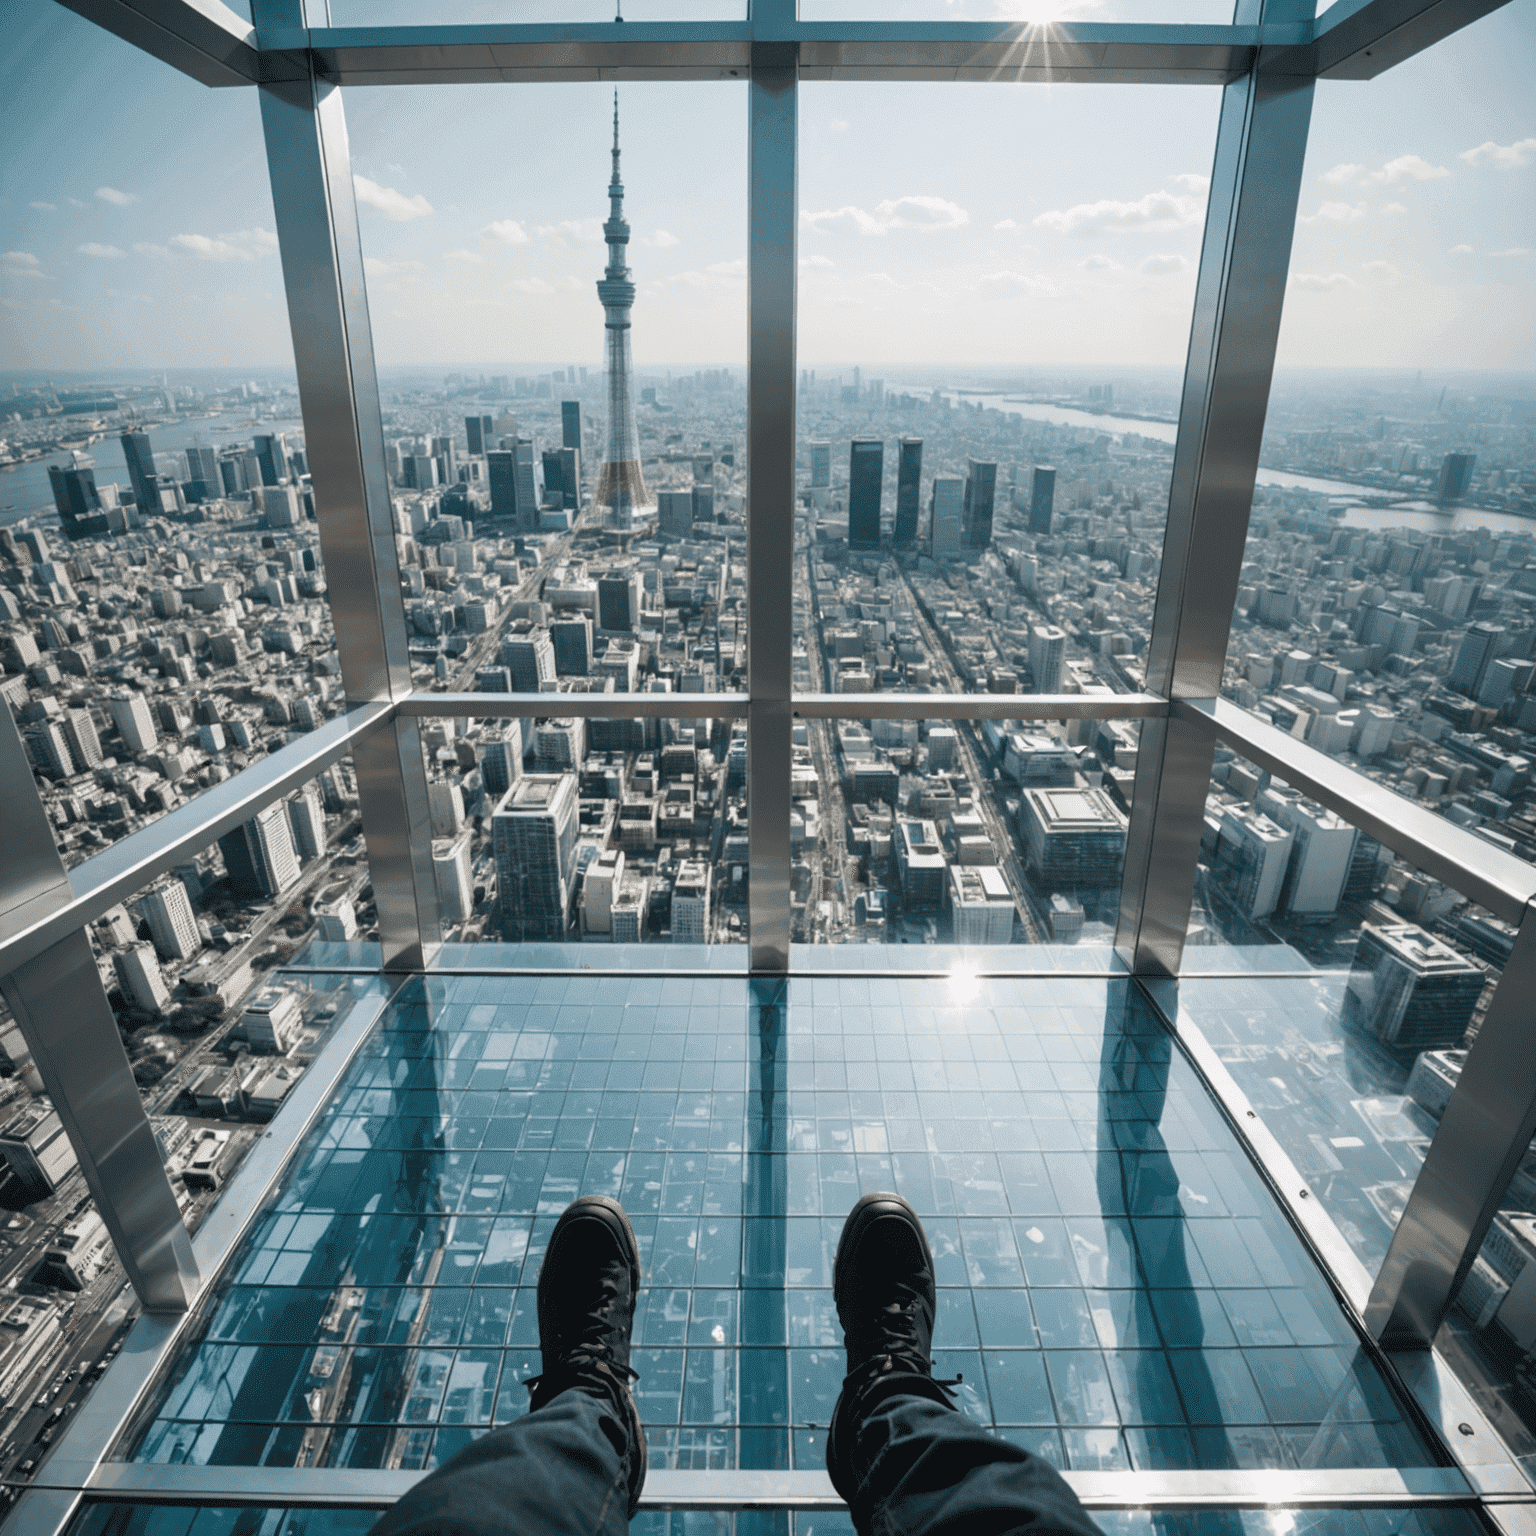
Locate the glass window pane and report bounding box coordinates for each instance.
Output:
[795,82,1220,699]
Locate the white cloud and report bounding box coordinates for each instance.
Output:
[172,228,279,262]
[1140,253,1189,275]
[830,119,849,131]
[977,270,1056,296]
[1362,259,1400,279]
[363,256,425,278]
[1382,202,1409,215]
[95,186,135,206]
[1322,154,1449,187]
[1034,188,1201,236]
[482,219,530,245]
[444,248,485,263]
[640,229,680,248]
[1292,271,1357,290]
[509,277,556,295]
[1460,137,1536,170]
[1449,244,1474,254]
[799,254,835,270]
[1,251,48,280]
[1171,173,1210,193]
[353,174,433,222]
[29,201,56,212]
[1301,200,1368,224]
[1491,247,1532,257]
[77,242,125,258]
[1078,253,1122,271]
[994,218,1019,230]
[707,258,747,278]
[801,195,969,237]
[535,218,603,245]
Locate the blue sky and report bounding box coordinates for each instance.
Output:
[2,0,1531,373]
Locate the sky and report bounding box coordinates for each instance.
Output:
[1,0,1531,375]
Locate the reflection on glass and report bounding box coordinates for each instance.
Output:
[132,973,1433,1474]
[798,718,1135,947]
[417,715,744,945]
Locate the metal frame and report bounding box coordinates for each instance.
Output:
[6,0,1534,1523]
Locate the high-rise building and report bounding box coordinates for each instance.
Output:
[1258,787,1356,916]
[481,721,524,799]
[110,694,158,755]
[948,866,1017,944]
[552,615,594,675]
[252,433,289,486]
[433,834,475,925]
[48,464,109,540]
[1028,465,1056,535]
[558,446,581,509]
[1449,622,1504,697]
[1435,452,1476,504]
[465,414,494,456]
[62,708,103,770]
[288,785,326,861]
[487,440,538,528]
[893,438,922,546]
[1018,787,1128,889]
[1214,804,1294,919]
[582,849,624,935]
[1028,625,1066,694]
[930,476,963,557]
[27,721,76,781]
[121,429,164,515]
[658,490,693,536]
[896,820,948,911]
[0,1103,77,1198]
[963,458,997,549]
[1345,923,1485,1050]
[598,572,643,632]
[848,438,883,549]
[219,802,302,899]
[142,879,200,962]
[493,774,579,941]
[562,400,582,451]
[671,860,712,944]
[542,449,567,508]
[501,630,556,692]
[114,944,171,1015]
[184,445,220,497]
[594,96,651,525]
[810,441,831,488]
[428,780,466,840]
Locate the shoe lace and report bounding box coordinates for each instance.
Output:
[527,1267,640,1399]
[854,1281,959,1404]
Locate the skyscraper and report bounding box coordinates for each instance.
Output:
[893,438,922,547]
[493,774,579,941]
[848,438,883,549]
[49,464,108,540]
[810,441,831,488]
[1345,923,1484,1049]
[465,414,494,456]
[964,458,997,549]
[487,440,538,528]
[1028,465,1056,535]
[252,433,289,486]
[1435,452,1476,504]
[1449,622,1504,697]
[184,445,220,498]
[594,95,650,526]
[1028,625,1066,693]
[142,880,201,962]
[562,400,582,450]
[219,803,302,899]
[930,477,963,557]
[598,572,643,632]
[110,694,158,755]
[120,429,163,516]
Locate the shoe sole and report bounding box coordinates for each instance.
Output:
[833,1191,934,1319]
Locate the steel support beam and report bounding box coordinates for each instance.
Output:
[794,692,1168,720]
[257,13,440,971]
[1308,0,1512,77]
[1115,0,1315,977]
[746,38,796,975]
[0,707,198,1314]
[51,0,258,87]
[1366,905,1536,1348]
[399,691,748,720]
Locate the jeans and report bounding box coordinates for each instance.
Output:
[369,1383,1101,1536]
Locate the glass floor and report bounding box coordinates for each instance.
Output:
[127,973,1442,1480]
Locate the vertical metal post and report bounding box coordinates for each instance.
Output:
[256,0,440,971]
[0,708,198,1313]
[746,38,797,974]
[1366,904,1536,1347]
[1115,0,1316,976]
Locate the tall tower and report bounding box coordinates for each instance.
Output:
[594,94,650,528]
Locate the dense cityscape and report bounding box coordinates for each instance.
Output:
[3,98,1536,1503]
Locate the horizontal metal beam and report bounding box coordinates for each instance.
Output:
[66,1462,1477,1509]
[1307,0,1511,76]
[52,0,258,86]
[795,691,1169,720]
[399,690,747,719]
[257,20,1285,86]
[1184,697,1536,925]
[0,701,391,983]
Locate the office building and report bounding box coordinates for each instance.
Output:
[428,780,466,841]
[184,444,220,497]
[288,785,326,861]
[433,834,475,924]
[1214,804,1294,919]
[142,879,200,962]
[611,879,649,944]
[1028,464,1056,535]
[948,865,1017,944]
[1435,452,1476,504]
[501,629,555,692]
[893,437,922,546]
[562,399,582,450]
[110,694,159,755]
[1346,923,1485,1050]
[930,476,963,557]
[487,440,538,528]
[1258,787,1356,915]
[1028,625,1066,694]
[541,448,566,508]
[1449,623,1504,698]
[465,414,494,456]
[582,848,624,935]
[493,774,578,941]
[963,458,997,549]
[114,944,171,1015]
[1018,787,1128,889]
[896,819,948,911]
[49,464,109,540]
[241,988,302,1055]
[0,1297,64,1408]
[314,899,359,942]
[809,440,831,492]
[218,802,302,899]
[62,708,103,770]
[598,572,643,632]
[252,432,289,486]
[659,489,693,535]
[671,860,712,944]
[120,429,162,514]
[481,721,524,798]
[45,1210,113,1289]
[848,437,883,549]
[557,445,580,509]
[0,1103,77,1198]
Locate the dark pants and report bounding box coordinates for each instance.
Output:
[369,1385,1101,1536]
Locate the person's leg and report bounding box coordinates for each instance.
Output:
[826,1193,1101,1536]
[369,1196,646,1536]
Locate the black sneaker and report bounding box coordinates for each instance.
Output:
[826,1193,955,1494]
[527,1195,647,1515]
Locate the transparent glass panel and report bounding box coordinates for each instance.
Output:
[344,83,747,694]
[415,713,745,947]
[331,0,743,23]
[795,83,1220,698]
[797,715,1136,950]
[1230,2,1536,873]
[804,1,1236,18]
[129,973,1435,1473]
[1173,750,1505,1274]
